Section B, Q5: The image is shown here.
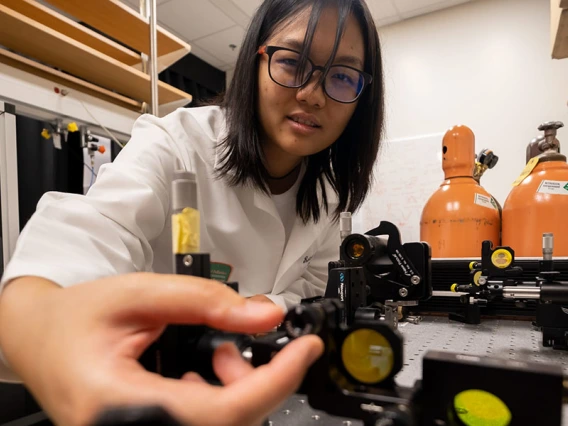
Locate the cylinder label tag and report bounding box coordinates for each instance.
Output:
[512,157,540,186]
[537,180,568,195]
[474,193,498,210]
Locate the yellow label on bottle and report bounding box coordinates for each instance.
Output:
[511,157,539,186]
[172,207,200,254]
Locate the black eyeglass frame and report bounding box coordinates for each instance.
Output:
[258,45,373,104]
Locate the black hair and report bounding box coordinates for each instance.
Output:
[217,0,384,224]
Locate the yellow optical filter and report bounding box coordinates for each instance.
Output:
[172,207,200,254]
[454,389,512,426]
[341,329,394,384]
[491,249,512,269]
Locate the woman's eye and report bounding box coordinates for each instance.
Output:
[333,73,354,84]
[277,58,298,67]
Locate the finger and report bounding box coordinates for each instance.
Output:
[212,343,254,385]
[104,273,285,334]
[180,372,206,383]
[104,335,320,426]
[220,335,324,423]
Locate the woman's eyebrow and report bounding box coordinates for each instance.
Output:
[279,38,304,51]
[334,54,364,68]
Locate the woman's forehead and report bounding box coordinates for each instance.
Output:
[267,7,365,65]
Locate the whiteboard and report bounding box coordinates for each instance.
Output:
[353,133,445,244]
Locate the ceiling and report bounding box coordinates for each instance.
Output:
[119,0,474,72]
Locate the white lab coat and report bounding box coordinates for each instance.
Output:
[0,105,340,382]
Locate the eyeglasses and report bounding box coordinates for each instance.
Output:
[258,45,372,104]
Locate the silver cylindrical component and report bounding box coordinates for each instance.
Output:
[502,287,541,300]
[543,233,554,261]
[172,171,197,212]
[340,212,352,241]
[242,347,253,363]
[148,0,159,115]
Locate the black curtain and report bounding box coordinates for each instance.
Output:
[0,115,85,425]
[159,53,226,107]
[16,115,84,231]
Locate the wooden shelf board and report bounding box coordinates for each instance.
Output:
[0,0,141,66]
[42,0,191,59]
[552,4,568,59]
[561,0,568,9]
[0,48,142,111]
[0,4,192,105]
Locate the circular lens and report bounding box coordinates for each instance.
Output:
[453,390,512,426]
[325,66,364,103]
[341,329,394,384]
[473,271,482,286]
[491,249,512,269]
[348,242,365,259]
[270,49,309,87]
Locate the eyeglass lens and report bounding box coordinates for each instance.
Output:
[270,49,365,103]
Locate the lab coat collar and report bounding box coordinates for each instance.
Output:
[213,129,340,294]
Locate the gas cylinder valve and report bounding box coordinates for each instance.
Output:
[538,121,564,153]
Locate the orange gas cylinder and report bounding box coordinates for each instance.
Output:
[420,125,500,257]
[502,121,568,257]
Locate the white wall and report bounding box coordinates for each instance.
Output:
[376,0,568,206]
[226,67,235,89]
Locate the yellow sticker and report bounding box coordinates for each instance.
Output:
[512,157,539,186]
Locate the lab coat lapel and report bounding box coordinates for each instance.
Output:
[273,179,340,294]
[253,189,280,222]
[214,132,281,223]
[273,215,326,294]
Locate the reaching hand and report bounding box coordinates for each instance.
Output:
[0,273,324,426]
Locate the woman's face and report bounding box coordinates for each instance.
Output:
[257,7,365,164]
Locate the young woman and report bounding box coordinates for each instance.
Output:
[0,0,384,424]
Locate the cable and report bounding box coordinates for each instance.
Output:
[89,163,95,188]
[78,100,125,149]
[84,161,97,178]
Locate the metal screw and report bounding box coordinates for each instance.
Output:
[298,399,305,404]
[399,288,408,297]
[183,255,193,267]
[411,275,421,285]
[342,422,352,426]
[312,415,320,420]
[478,276,487,285]
[283,410,290,415]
